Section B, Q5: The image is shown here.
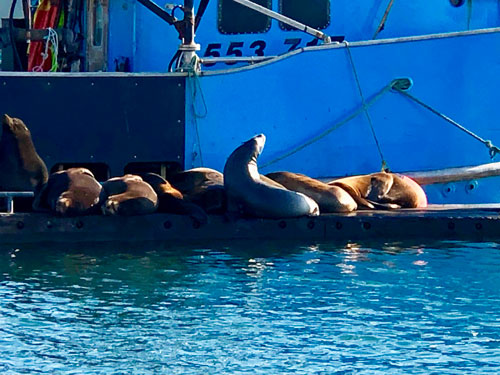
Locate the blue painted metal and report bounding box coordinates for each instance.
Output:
[106,0,500,72]
[0,73,186,176]
[184,29,500,178]
[423,177,500,205]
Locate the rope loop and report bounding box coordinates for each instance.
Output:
[186,55,207,166]
[390,77,413,91]
[32,27,59,72]
[485,140,500,159]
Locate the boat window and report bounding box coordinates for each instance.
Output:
[279,0,330,31]
[218,0,271,34]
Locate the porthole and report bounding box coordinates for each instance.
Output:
[450,0,465,7]
[279,0,330,31]
[218,0,272,34]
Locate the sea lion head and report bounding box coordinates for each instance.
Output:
[55,197,73,215]
[102,198,119,215]
[224,134,266,183]
[231,134,265,164]
[2,114,30,138]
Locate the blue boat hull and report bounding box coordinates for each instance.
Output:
[186,28,500,177]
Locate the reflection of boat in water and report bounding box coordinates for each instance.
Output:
[1,0,500,207]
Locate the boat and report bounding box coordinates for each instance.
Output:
[1,0,500,220]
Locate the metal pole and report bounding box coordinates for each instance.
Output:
[136,0,177,25]
[178,0,200,70]
[232,0,331,43]
[184,0,195,45]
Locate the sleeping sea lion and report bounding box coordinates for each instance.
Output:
[141,172,208,224]
[100,174,158,215]
[329,172,427,209]
[223,134,319,218]
[169,167,226,214]
[0,114,48,191]
[33,168,102,216]
[266,171,357,213]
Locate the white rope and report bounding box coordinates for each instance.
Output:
[32,27,59,72]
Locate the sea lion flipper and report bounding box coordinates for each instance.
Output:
[160,195,208,225]
[352,196,376,210]
[32,182,50,212]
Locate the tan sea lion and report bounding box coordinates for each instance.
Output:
[33,168,102,216]
[100,174,158,215]
[329,172,427,209]
[266,171,357,213]
[169,167,226,214]
[224,134,319,218]
[141,172,208,224]
[0,114,48,192]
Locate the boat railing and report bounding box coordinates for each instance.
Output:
[0,191,34,214]
[200,55,276,65]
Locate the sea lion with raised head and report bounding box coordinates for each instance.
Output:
[33,168,102,216]
[141,172,208,224]
[223,134,319,218]
[100,174,158,215]
[329,172,427,209]
[0,114,48,192]
[169,167,226,214]
[266,171,357,213]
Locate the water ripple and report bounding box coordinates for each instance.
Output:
[0,241,500,373]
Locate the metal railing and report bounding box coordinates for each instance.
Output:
[0,192,34,214]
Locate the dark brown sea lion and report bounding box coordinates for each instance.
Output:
[266,171,357,213]
[0,114,48,191]
[169,167,226,214]
[141,172,208,224]
[224,134,319,218]
[100,174,158,215]
[329,172,427,209]
[33,168,102,216]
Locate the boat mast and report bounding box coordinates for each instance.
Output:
[178,0,200,71]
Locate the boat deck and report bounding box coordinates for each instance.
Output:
[1,205,500,244]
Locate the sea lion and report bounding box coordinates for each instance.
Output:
[266,171,357,213]
[141,172,208,224]
[33,168,102,216]
[100,174,158,216]
[329,172,427,209]
[169,167,226,214]
[223,134,319,218]
[0,114,48,191]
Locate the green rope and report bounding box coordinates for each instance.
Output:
[467,0,473,30]
[260,80,399,170]
[393,87,500,159]
[344,42,388,171]
[187,56,207,166]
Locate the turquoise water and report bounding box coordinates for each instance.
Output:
[1,240,500,374]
